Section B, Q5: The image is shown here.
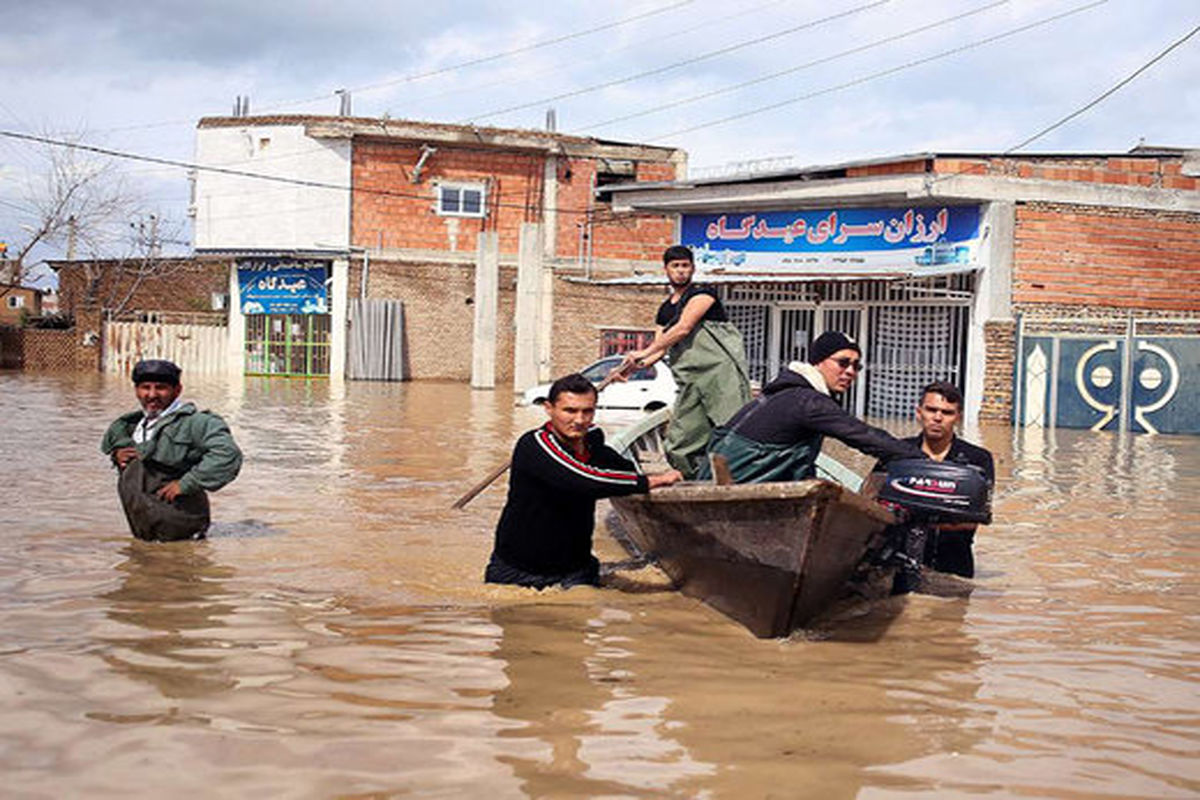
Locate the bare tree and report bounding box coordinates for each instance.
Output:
[1,133,137,296]
[89,215,199,320]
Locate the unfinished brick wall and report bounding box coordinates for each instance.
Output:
[1013,204,1200,310]
[981,320,1016,421]
[552,280,665,374]
[368,259,517,382]
[56,257,232,319]
[932,155,1199,190]
[845,154,1199,192]
[368,258,668,383]
[22,329,99,371]
[351,141,678,263]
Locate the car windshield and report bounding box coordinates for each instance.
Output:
[580,358,656,382]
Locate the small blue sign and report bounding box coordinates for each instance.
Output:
[238,261,328,315]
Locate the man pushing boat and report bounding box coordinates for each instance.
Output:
[484,373,681,590]
[101,359,243,541]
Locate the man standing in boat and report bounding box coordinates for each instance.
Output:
[610,245,752,479]
[874,381,994,581]
[485,373,682,590]
[702,331,919,483]
[101,359,243,541]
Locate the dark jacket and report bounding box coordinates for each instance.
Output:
[708,365,920,483]
[488,424,649,582]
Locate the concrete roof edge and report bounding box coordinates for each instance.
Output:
[196,114,682,160]
[602,148,1199,192]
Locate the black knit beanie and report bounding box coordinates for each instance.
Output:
[808,331,861,365]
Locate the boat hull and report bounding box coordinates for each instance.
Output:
[610,480,894,638]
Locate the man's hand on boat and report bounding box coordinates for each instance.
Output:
[112,447,139,468]
[647,469,683,489]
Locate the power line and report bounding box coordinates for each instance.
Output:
[464,0,888,123]
[1004,20,1200,154]
[86,1,694,134]
[921,18,1200,189]
[388,0,800,117]
[648,0,1107,142]
[0,128,606,218]
[264,0,695,112]
[578,0,1008,132]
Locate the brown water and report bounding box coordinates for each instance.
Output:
[1,372,1197,799]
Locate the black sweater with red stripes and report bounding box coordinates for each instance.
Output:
[490,424,650,578]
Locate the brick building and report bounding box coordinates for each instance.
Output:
[192,115,685,384]
[603,147,1200,432]
[0,284,41,326]
[48,255,233,373]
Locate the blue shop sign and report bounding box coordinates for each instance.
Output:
[238,261,328,315]
[680,205,982,273]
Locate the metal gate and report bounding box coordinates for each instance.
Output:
[867,305,968,418]
[104,317,228,376]
[721,278,973,419]
[725,303,772,385]
[244,314,331,377]
[348,298,406,381]
[1015,316,1200,434]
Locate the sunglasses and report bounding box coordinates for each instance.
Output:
[831,356,862,371]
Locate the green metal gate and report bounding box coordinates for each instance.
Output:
[245,314,331,377]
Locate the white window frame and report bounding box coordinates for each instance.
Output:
[6,295,24,309]
[435,182,487,218]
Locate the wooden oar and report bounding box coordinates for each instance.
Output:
[451,369,628,510]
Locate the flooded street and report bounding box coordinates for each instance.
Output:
[1,371,1197,799]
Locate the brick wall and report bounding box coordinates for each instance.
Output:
[981,320,1016,421]
[1013,204,1200,310]
[56,257,232,319]
[22,328,99,371]
[368,257,667,382]
[844,154,1198,192]
[350,141,677,263]
[552,281,666,375]
[368,259,516,381]
[932,155,1199,190]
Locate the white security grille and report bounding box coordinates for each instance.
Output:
[720,276,974,418]
[867,305,968,417]
[725,303,771,385]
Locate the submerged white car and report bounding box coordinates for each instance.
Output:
[520,355,677,411]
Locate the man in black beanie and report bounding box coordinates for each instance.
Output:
[701,331,920,483]
[100,359,242,541]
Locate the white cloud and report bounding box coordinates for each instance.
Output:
[1,0,1196,279]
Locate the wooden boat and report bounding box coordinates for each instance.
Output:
[607,408,895,638]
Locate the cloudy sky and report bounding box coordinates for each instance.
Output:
[1,0,1197,284]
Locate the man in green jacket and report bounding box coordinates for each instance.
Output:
[101,359,243,541]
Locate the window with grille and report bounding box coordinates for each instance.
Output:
[436,183,486,218]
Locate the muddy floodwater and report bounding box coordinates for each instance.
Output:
[1,372,1197,799]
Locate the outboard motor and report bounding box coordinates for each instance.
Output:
[873,458,992,593]
[877,458,992,525]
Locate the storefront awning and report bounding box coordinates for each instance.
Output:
[565,262,979,286]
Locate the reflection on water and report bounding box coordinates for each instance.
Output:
[0,372,1197,798]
